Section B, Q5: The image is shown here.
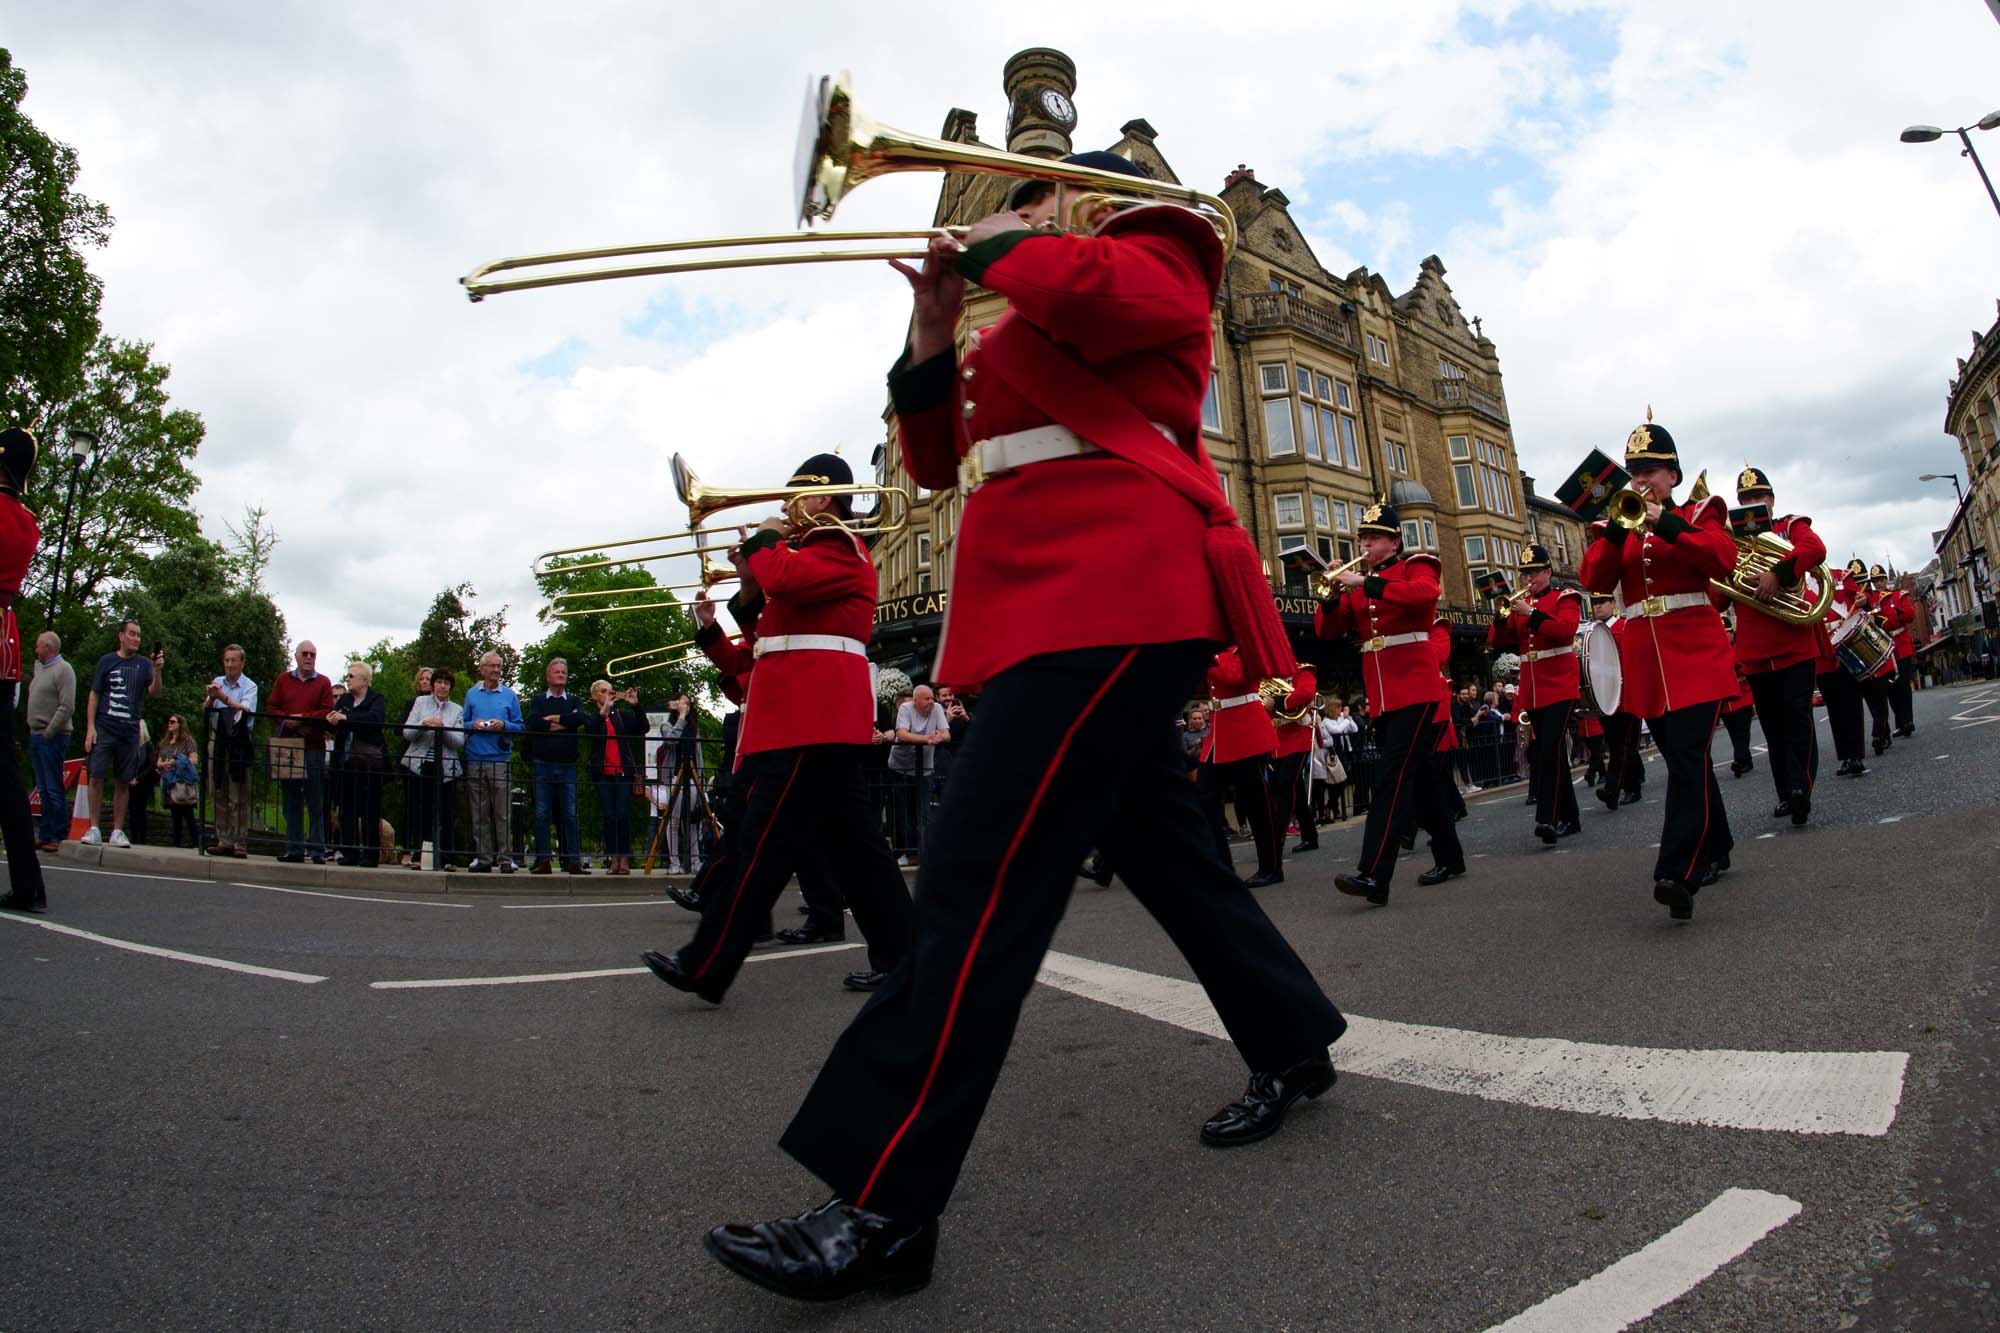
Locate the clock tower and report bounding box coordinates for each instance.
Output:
[1002,47,1078,159]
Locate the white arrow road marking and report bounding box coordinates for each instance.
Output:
[1485,1188,1801,1332]
[1035,953,1906,1136]
[0,912,328,984]
[369,939,864,988]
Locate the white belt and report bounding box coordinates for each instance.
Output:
[1210,693,1259,710]
[1523,646,1575,663]
[1621,591,1711,620]
[1359,631,1430,653]
[753,634,868,658]
[973,421,1174,480]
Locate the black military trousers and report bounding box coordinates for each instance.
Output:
[1889,664,1915,732]
[1215,753,1278,875]
[0,681,46,905]
[1582,732,1607,785]
[1267,751,1309,854]
[1599,713,1646,797]
[1354,702,1458,888]
[1818,668,1864,763]
[1440,749,1468,820]
[1649,699,1734,886]
[1721,707,1754,768]
[1748,659,1818,802]
[1527,700,1579,828]
[1419,748,1467,871]
[675,745,912,996]
[1861,673,1892,747]
[780,641,1346,1221]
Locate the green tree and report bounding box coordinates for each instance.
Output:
[223,503,279,594]
[523,557,711,703]
[20,338,203,619]
[0,48,113,429]
[408,582,519,685]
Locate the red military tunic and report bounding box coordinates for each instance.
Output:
[1579,495,1737,718]
[1879,588,1917,662]
[1273,663,1318,758]
[889,206,1229,690]
[698,526,877,758]
[1205,646,1278,764]
[1487,586,1583,710]
[1818,573,1866,675]
[1315,553,1448,716]
[1429,617,1456,752]
[0,492,37,682]
[1726,665,1755,713]
[1731,514,1828,675]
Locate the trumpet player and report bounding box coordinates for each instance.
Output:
[1729,466,1827,826]
[1870,564,1919,738]
[1850,558,1896,754]
[1267,661,1321,860]
[1485,543,1584,844]
[1319,499,1457,905]
[1205,645,1283,887]
[1820,561,1870,777]
[1579,421,1738,923]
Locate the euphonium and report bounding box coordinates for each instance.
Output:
[1256,676,1316,727]
[1711,532,1835,627]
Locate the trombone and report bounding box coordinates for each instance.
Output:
[461,71,1236,301]
[606,640,705,679]
[546,558,739,619]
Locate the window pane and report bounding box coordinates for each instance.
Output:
[1336,382,1352,410]
[1333,499,1350,532]
[1311,495,1330,528]
[1448,434,1470,460]
[1401,521,1421,548]
[1296,367,1312,396]
[1338,414,1359,466]
[1454,463,1478,508]
[1299,405,1321,459]
[1316,374,1333,402]
[1274,492,1303,527]
[1338,538,1356,562]
[1465,535,1487,562]
[1201,378,1222,432]
[1423,519,1436,547]
[1277,534,1308,552]
[1260,363,1288,393]
[1318,408,1340,463]
[1315,536,1335,563]
[1263,398,1296,455]
[916,533,932,564]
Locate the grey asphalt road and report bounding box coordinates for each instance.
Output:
[2,680,1995,1331]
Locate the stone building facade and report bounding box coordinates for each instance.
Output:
[1939,303,2000,636]
[869,49,1533,689]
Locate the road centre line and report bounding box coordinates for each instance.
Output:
[0,912,328,984]
[231,882,473,908]
[369,940,864,988]
[1484,1188,1801,1333]
[18,861,211,886]
[1035,953,1907,1136]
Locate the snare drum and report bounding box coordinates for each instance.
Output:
[1576,619,1623,718]
[1831,611,1895,681]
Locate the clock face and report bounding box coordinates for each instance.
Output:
[1038,87,1076,126]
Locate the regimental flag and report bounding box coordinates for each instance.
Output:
[1474,567,1512,601]
[1728,503,1772,538]
[1555,449,1630,522]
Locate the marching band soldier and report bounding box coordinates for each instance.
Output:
[1206,645,1284,887]
[1849,558,1895,754]
[1420,614,1468,880]
[1319,499,1458,905]
[1590,592,1646,808]
[1579,421,1737,922]
[1872,564,1918,737]
[707,155,1345,1303]
[1486,544,1583,844]
[0,427,48,915]
[1729,466,1826,825]
[1821,562,1869,777]
[1268,660,1320,855]
[1720,655,1757,776]
[638,452,914,1003]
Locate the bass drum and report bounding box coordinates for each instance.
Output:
[1576,619,1623,718]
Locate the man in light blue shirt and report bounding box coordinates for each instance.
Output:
[460,650,523,872]
[204,644,258,855]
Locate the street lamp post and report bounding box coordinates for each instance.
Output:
[45,428,96,623]
[1920,472,1976,632]
[1901,111,2000,221]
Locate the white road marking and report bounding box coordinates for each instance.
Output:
[1484,1188,1801,1332]
[231,882,472,908]
[1756,833,1776,840]
[0,913,328,984]
[1035,953,1907,1136]
[20,862,211,886]
[1934,754,1950,760]
[1878,815,1905,824]
[369,940,864,989]
[499,899,681,910]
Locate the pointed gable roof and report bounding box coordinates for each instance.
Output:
[1394,255,1481,351]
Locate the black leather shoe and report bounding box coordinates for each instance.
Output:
[1689,861,1720,891]
[564,862,590,875]
[842,970,887,992]
[0,893,48,914]
[1242,869,1284,889]
[1083,860,1114,887]
[707,1197,936,1302]
[1334,873,1387,906]
[1770,800,1791,818]
[1555,820,1582,838]
[1654,878,1694,921]
[1534,822,1557,845]
[1416,863,1464,886]
[1620,789,1643,805]
[666,886,705,913]
[530,859,553,875]
[1399,831,1416,851]
[1200,1053,1336,1147]
[1873,738,1887,755]
[1596,785,1620,811]
[1789,788,1810,827]
[1848,761,1868,777]
[775,924,845,946]
[276,852,304,864]
[1290,841,1318,854]
[640,949,723,1004]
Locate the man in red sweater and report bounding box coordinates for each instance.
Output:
[267,642,336,863]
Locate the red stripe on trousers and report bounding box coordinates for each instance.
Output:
[855,648,1138,1209]
[1364,714,1423,875]
[1684,702,1724,882]
[692,760,799,981]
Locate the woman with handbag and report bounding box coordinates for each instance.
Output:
[399,668,463,869]
[155,715,201,848]
[329,661,388,867]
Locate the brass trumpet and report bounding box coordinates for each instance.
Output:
[1489,583,1536,618]
[1308,554,1367,601]
[461,71,1236,301]
[1608,469,1706,532]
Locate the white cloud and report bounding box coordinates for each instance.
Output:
[6,0,1995,664]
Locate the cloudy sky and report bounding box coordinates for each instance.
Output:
[8,0,2000,658]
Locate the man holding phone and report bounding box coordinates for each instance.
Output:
[80,619,164,848]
